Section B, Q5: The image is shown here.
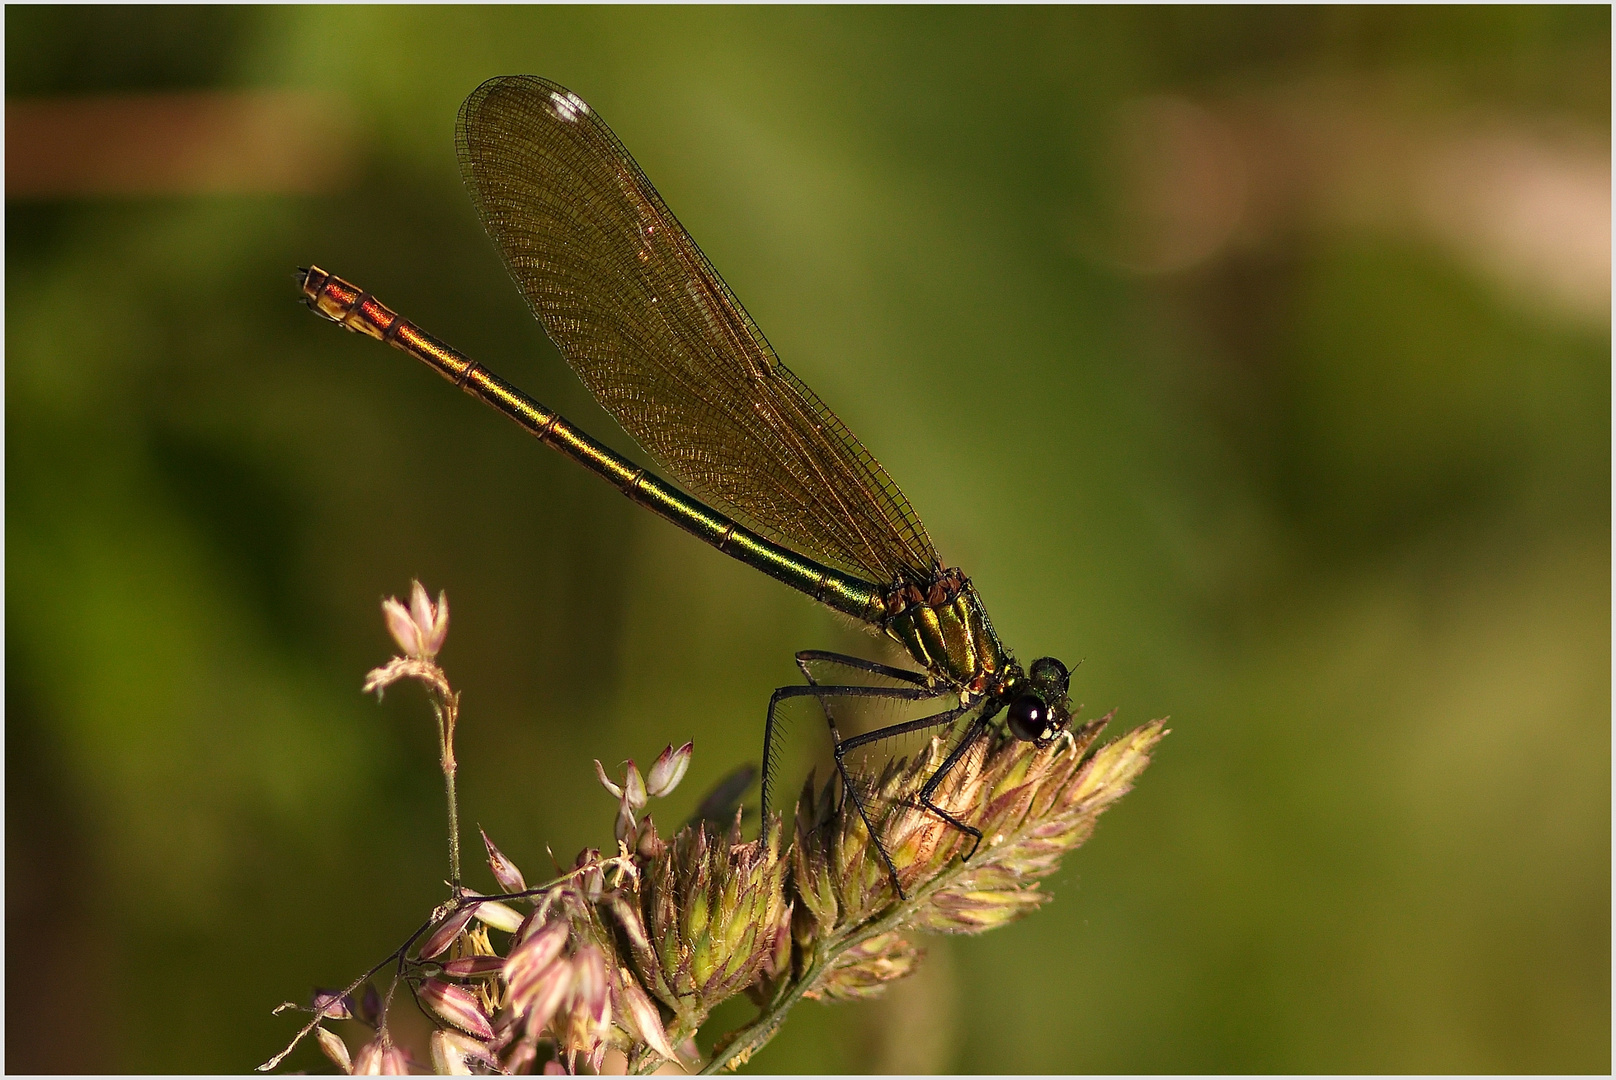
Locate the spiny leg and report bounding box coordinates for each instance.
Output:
[830,698,979,899]
[794,649,932,688]
[760,681,944,823]
[782,652,935,829]
[913,717,992,860]
[761,682,965,900]
[839,708,998,862]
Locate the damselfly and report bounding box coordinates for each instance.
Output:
[300,76,1076,898]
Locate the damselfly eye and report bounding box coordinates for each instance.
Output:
[1006,694,1047,741]
[1029,656,1069,692]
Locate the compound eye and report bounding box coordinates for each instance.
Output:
[1006,694,1047,741]
[1029,656,1068,684]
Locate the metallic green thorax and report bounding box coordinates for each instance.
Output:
[879,569,1012,692]
[300,267,1012,692]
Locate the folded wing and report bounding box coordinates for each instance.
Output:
[456,75,939,585]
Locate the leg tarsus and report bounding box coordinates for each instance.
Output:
[918,793,984,860]
[833,746,908,900]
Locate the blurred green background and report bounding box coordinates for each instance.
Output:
[6,6,1609,1073]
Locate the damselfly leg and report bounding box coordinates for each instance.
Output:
[763,650,994,899]
[854,713,993,859]
[794,649,933,689]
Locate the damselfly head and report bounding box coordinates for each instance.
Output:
[1028,655,1071,695]
[1006,655,1073,743]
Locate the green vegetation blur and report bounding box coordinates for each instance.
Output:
[6,7,1608,1073]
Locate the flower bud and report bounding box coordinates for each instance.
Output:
[429,1028,496,1075]
[314,1026,351,1073]
[351,1037,408,1075]
[382,596,421,659]
[480,828,527,895]
[550,945,611,1074]
[419,978,495,1041]
[813,932,922,1001]
[381,581,450,659]
[440,955,505,979]
[635,815,665,860]
[471,899,524,934]
[915,884,1044,933]
[614,797,638,846]
[791,773,839,938]
[608,896,652,958]
[569,944,611,1040]
[511,906,543,947]
[630,814,790,1017]
[351,1038,382,1075]
[419,904,479,960]
[645,742,692,798]
[505,918,570,990]
[358,984,381,1027]
[509,956,573,1035]
[574,848,604,897]
[622,760,647,810]
[409,580,449,657]
[429,1029,473,1076]
[311,988,354,1020]
[615,969,678,1061]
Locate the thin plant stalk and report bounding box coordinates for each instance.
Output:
[433,693,462,889]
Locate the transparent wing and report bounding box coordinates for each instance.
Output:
[456,75,940,584]
[835,696,992,855]
[763,680,947,822]
[765,650,992,877]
